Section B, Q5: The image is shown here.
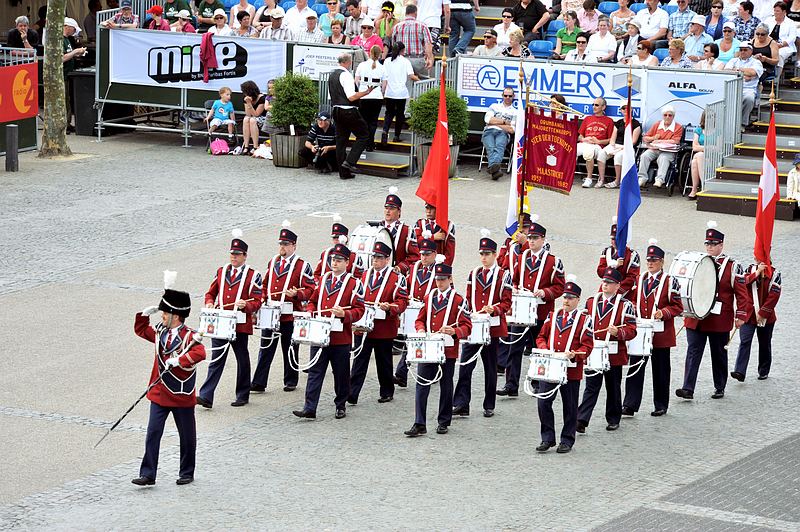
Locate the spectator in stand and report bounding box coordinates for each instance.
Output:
[627,38,659,65]
[197,0,226,32]
[474,29,505,56]
[145,6,172,30]
[550,93,569,118]
[208,9,233,34]
[449,0,480,57]
[206,86,236,139]
[62,17,87,133]
[587,17,617,61]
[494,8,522,47]
[382,42,418,142]
[752,23,780,82]
[320,0,345,38]
[668,0,697,39]
[721,0,739,18]
[716,21,742,61]
[240,80,266,156]
[661,38,694,67]
[346,0,368,40]
[294,12,325,42]
[234,11,259,36]
[163,0,191,23]
[253,0,277,31]
[417,0,451,54]
[764,1,798,78]
[260,8,291,39]
[578,97,615,189]
[230,0,256,29]
[482,87,517,181]
[171,10,197,32]
[353,18,385,51]
[602,102,641,189]
[610,0,635,37]
[725,41,763,129]
[327,18,351,43]
[362,0,385,19]
[355,45,386,152]
[565,32,597,61]
[33,6,47,32]
[552,10,580,59]
[634,0,668,40]
[299,112,339,173]
[84,0,102,41]
[561,0,584,15]
[734,1,761,41]
[705,1,728,39]
[618,20,644,63]
[391,5,434,77]
[7,16,39,50]
[512,0,550,42]
[689,0,710,15]
[786,154,800,200]
[375,2,399,40]
[685,15,714,61]
[695,41,727,68]
[687,111,706,200]
[285,0,316,32]
[502,28,533,57]
[102,0,140,28]
[638,105,684,189]
[577,0,600,33]
[789,0,800,25]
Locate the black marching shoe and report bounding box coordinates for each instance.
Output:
[335,409,347,419]
[176,477,194,486]
[758,374,769,380]
[393,376,407,388]
[404,424,427,437]
[283,385,296,392]
[436,424,449,434]
[250,385,266,393]
[452,405,470,416]
[650,409,667,417]
[536,441,556,452]
[378,396,393,403]
[711,390,725,399]
[496,388,509,396]
[556,443,572,454]
[621,406,635,416]
[675,388,694,400]
[483,409,494,418]
[231,400,248,407]
[347,397,358,405]
[576,421,587,434]
[196,397,212,408]
[292,409,316,419]
[606,423,619,431]
[131,477,155,486]
[730,371,745,382]
[340,161,359,174]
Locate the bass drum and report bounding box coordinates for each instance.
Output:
[349,224,395,272]
[668,251,719,320]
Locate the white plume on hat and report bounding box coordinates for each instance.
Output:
[232,228,243,238]
[480,228,491,238]
[332,214,342,223]
[566,274,577,283]
[388,186,398,194]
[530,214,540,223]
[648,238,658,246]
[338,235,348,244]
[611,216,618,224]
[435,254,446,264]
[707,220,718,229]
[607,258,619,268]
[422,229,432,239]
[282,220,291,228]
[163,270,177,290]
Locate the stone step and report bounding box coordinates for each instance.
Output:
[696,190,798,220]
[717,154,795,173]
[715,167,789,183]
[740,132,800,149]
[354,150,410,179]
[734,142,800,160]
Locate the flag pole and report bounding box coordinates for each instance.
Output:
[518,58,527,228]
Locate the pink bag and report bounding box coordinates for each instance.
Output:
[210,138,229,155]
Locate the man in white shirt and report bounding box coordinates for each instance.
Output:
[346,0,367,38]
[285,0,316,32]
[417,0,451,54]
[634,0,668,40]
[260,7,291,39]
[473,29,505,56]
[684,14,713,62]
[725,41,764,128]
[482,87,517,180]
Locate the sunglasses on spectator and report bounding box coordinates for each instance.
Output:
[503,94,514,97]
[711,4,722,8]
[214,15,224,19]
[755,31,767,36]
[327,1,337,4]
[576,39,587,44]
[723,28,733,32]
[637,46,645,50]
[663,112,674,116]
[502,14,513,18]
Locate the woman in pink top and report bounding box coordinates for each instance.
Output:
[577,0,600,33]
[351,18,384,52]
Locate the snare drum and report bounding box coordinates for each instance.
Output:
[354,305,377,332]
[585,341,611,373]
[404,334,446,364]
[292,313,333,347]
[399,301,423,337]
[465,313,492,345]
[508,291,542,326]
[349,225,395,272]
[627,318,663,356]
[527,348,570,384]
[199,308,238,341]
[668,251,719,320]
[255,303,282,330]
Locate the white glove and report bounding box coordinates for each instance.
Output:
[165,357,182,369]
[141,306,159,316]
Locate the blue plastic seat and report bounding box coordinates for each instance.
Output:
[630,2,647,13]
[546,19,565,37]
[280,0,296,10]
[528,39,555,58]
[653,48,669,62]
[598,2,619,16]
[313,3,328,15]
[663,4,679,15]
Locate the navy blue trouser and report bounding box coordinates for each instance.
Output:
[414,358,456,427]
[505,323,543,392]
[453,338,498,411]
[497,338,510,369]
[198,333,251,404]
[303,343,351,412]
[682,328,729,392]
[734,322,774,378]
[578,365,623,426]
[623,347,671,413]
[538,379,580,447]
[349,336,395,402]
[140,402,196,480]
[252,321,297,389]
[395,345,409,381]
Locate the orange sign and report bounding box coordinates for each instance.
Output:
[0,63,38,122]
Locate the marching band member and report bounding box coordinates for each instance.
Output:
[622,240,683,417]
[732,260,781,382]
[197,230,263,409]
[499,217,565,397]
[313,216,362,283]
[453,230,512,418]
[132,272,206,486]
[496,212,532,373]
[596,217,640,298]
[381,187,420,275]
[348,241,409,404]
[251,221,315,394]
[413,202,456,265]
[676,221,751,400]
[405,261,472,437]
[293,241,365,419]
[394,233,438,388]
[535,276,594,454]
[577,267,637,432]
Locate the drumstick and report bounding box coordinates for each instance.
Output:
[317,306,352,314]
[675,324,686,337]
[221,298,255,309]
[269,287,298,296]
[723,328,737,351]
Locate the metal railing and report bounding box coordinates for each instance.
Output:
[702,75,743,190]
[0,47,37,66]
[318,71,330,111]
[97,0,161,27]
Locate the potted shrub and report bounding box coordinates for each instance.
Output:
[270,72,319,168]
[409,86,469,178]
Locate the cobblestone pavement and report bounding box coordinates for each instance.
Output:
[0,133,797,529]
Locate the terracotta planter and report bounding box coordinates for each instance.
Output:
[272,133,307,168]
[416,142,459,178]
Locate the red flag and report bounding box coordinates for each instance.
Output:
[755,106,779,272]
[415,68,450,230]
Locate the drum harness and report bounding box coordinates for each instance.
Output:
[351,266,393,359]
[625,271,668,379]
[523,308,584,400]
[407,288,461,387]
[585,293,622,377]
[259,254,300,350]
[208,263,251,363]
[393,261,434,356]
[500,249,549,346]
[457,265,501,366]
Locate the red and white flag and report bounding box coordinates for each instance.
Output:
[754,107,779,272]
[415,67,450,230]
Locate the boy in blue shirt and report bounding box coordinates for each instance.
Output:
[205,86,235,138]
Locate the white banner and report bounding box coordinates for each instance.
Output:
[109,29,287,91]
[292,44,351,81]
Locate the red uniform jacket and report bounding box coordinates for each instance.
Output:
[465,264,513,337]
[684,255,751,333]
[305,272,366,346]
[413,218,456,265]
[585,293,637,366]
[134,314,207,408]
[597,246,640,297]
[629,271,684,348]
[513,249,566,321]
[262,254,316,323]
[205,264,263,335]
[313,247,363,284]
[406,260,436,302]
[383,221,420,275]
[497,237,529,282]
[742,265,781,325]
[359,266,409,339]
[536,309,594,380]
[415,287,472,359]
